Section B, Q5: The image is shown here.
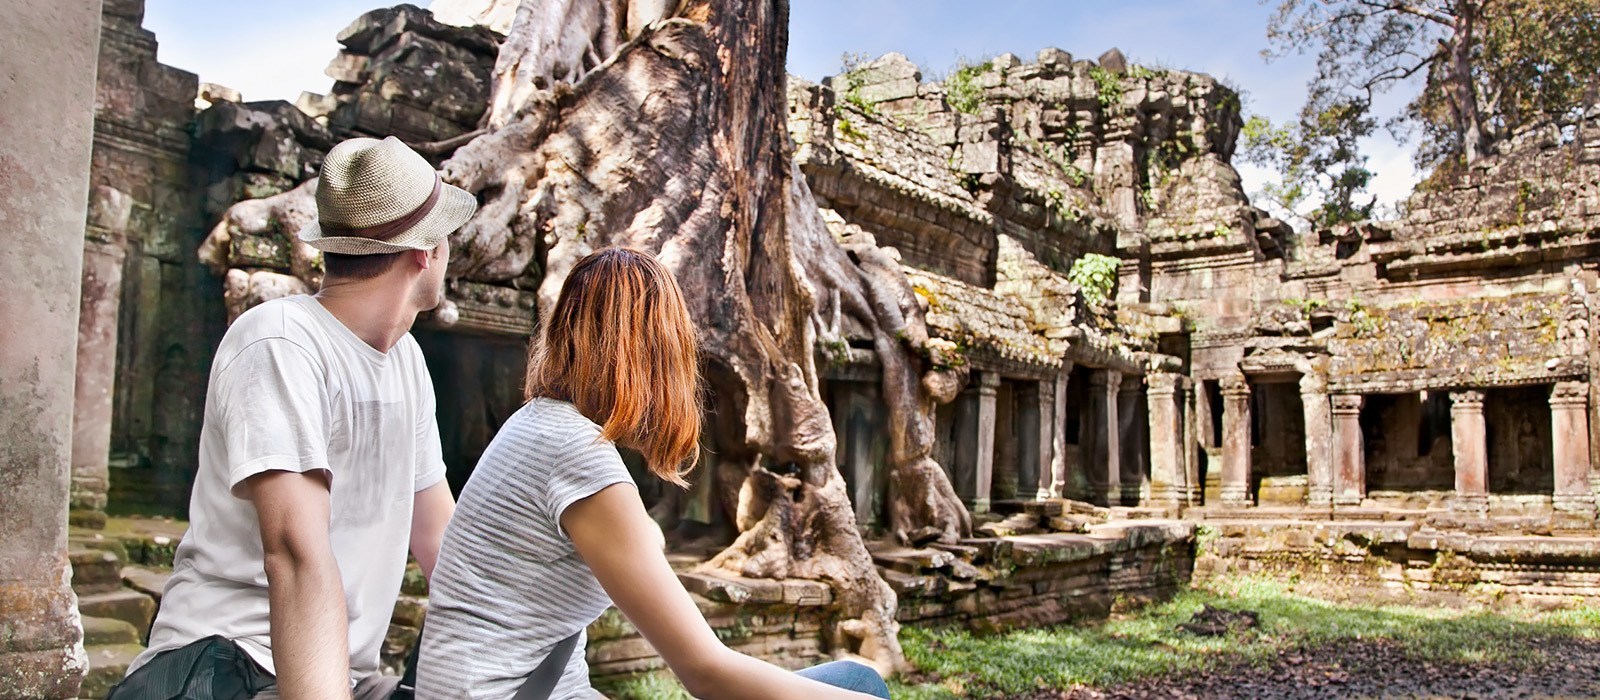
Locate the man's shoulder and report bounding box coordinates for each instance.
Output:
[215,296,325,367]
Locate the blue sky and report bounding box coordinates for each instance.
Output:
[142,0,1422,207]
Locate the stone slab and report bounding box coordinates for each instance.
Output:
[81,643,145,699]
[82,616,139,646]
[121,566,170,604]
[78,589,156,640]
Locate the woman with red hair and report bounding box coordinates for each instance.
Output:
[418,247,889,699]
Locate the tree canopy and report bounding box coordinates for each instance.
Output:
[1244,0,1600,229]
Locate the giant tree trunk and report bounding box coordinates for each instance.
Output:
[437,0,974,671]
[205,0,974,672]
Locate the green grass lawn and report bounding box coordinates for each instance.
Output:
[892,576,1600,699]
[599,575,1600,699]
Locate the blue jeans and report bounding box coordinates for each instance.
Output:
[796,660,891,698]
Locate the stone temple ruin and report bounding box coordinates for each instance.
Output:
[12,0,1600,695]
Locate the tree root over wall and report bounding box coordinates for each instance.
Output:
[205,0,976,673]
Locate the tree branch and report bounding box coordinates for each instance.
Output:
[1354,0,1456,27]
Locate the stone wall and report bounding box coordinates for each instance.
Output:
[374,521,1197,685]
[1197,520,1600,602]
[88,0,220,518]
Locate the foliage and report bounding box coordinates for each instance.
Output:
[1345,298,1380,337]
[1089,65,1124,109]
[1265,0,1600,173]
[945,58,992,115]
[601,671,694,700]
[893,575,1600,698]
[836,116,868,142]
[1068,253,1120,305]
[1284,297,1328,315]
[1239,109,1375,231]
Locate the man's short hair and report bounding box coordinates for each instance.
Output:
[322,251,405,281]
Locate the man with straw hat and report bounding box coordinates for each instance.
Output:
[111,136,477,700]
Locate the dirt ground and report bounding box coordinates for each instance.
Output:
[1037,637,1600,700]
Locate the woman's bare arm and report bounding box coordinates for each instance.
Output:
[563,484,881,700]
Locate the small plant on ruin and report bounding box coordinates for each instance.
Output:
[835,116,868,143]
[836,52,883,117]
[1089,65,1124,109]
[1069,253,1120,306]
[1284,298,1327,317]
[944,57,992,115]
[1345,298,1380,337]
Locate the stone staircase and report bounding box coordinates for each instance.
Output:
[69,524,176,699]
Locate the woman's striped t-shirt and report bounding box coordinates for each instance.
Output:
[417,398,634,699]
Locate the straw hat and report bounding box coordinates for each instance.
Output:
[298,136,477,255]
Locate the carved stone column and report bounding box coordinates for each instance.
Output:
[70,206,127,529]
[1551,381,1595,513]
[1035,377,1056,500]
[1300,372,1333,507]
[1118,375,1146,504]
[972,371,1000,513]
[0,0,100,693]
[1449,390,1488,513]
[1091,369,1122,506]
[1147,372,1186,506]
[1046,364,1073,498]
[1220,375,1253,507]
[1331,394,1367,506]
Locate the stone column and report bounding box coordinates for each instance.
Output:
[0,0,100,695]
[1091,369,1122,506]
[70,190,130,529]
[1147,372,1185,506]
[1301,372,1334,506]
[1047,364,1073,498]
[1449,390,1488,513]
[1219,375,1253,507]
[1119,376,1147,503]
[1331,394,1367,506]
[1035,378,1056,500]
[972,371,1001,513]
[1551,381,1595,513]
[1183,379,1200,505]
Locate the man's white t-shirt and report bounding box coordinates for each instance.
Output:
[129,294,446,685]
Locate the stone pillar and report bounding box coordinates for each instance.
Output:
[70,196,129,529]
[1035,378,1056,500]
[1091,369,1122,506]
[1147,372,1186,505]
[1331,394,1367,506]
[0,0,100,695]
[972,371,1000,513]
[1449,390,1488,513]
[1047,364,1074,498]
[1183,380,1201,505]
[1550,381,1596,513]
[1119,376,1147,503]
[1219,376,1253,507]
[1301,372,1334,507]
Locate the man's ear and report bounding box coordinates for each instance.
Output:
[413,248,433,270]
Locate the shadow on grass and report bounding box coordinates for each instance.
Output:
[893,575,1600,699]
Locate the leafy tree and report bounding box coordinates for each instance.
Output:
[1255,0,1600,212]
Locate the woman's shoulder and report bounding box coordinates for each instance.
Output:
[498,398,616,459]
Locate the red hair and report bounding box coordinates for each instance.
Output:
[525,248,700,485]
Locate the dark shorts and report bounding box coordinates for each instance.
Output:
[104,636,401,700]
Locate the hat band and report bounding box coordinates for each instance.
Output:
[319,176,443,243]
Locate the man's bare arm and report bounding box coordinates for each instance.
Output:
[409,481,455,580]
[246,469,352,700]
